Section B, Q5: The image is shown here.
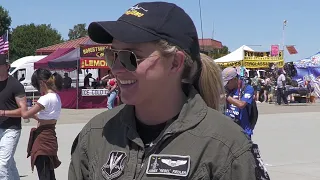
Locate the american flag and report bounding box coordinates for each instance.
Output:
[0,30,9,54]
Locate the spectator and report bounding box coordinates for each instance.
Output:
[21,68,63,180]
[223,67,255,138]
[276,69,288,105]
[63,73,72,89]
[0,54,26,180]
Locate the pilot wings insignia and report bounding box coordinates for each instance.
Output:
[161,159,187,167]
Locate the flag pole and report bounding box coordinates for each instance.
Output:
[282,20,287,54]
[282,20,287,65]
[198,0,204,52]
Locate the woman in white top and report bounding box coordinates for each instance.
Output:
[20,68,63,180]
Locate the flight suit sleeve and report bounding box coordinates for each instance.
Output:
[219,144,270,180]
[68,133,90,180]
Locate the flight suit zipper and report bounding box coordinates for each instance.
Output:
[135,132,175,180]
[133,144,144,180]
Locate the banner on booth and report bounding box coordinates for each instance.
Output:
[80,45,110,58]
[82,89,110,96]
[80,58,109,69]
[244,60,284,68]
[244,50,283,61]
[217,61,242,68]
[217,60,284,69]
[293,67,320,97]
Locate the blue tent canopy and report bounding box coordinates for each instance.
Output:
[294,52,320,68]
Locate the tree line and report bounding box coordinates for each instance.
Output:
[0,6,88,61]
[0,6,228,62]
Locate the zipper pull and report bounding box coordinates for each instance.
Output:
[149,142,155,147]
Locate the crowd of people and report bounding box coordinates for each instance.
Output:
[243,68,315,105]
[0,2,275,180]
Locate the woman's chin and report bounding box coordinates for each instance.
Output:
[120,93,138,105]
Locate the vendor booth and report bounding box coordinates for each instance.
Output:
[52,44,111,109]
[214,45,284,69]
[293,52,320,98]
[36,44,111,109]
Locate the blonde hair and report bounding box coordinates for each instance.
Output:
[156,40,224,111]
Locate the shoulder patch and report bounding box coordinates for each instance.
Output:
[101,151,127,180]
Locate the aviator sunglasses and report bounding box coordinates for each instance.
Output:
[104,49,155,72]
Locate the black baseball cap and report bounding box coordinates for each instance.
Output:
[0,54,9,65]
[88,2,201,62]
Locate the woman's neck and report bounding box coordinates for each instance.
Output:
[0,74,8,81]
[135,85,187,125]
[42,88,54,95]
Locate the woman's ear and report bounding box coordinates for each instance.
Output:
[171,51,185,73]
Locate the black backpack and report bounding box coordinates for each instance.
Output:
[241,85,259,130]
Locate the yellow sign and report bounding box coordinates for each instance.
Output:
[80,59,109,69]
[217,61,242,68]
[244,60,284,69]
[244,50,283,61]
[80,45,110,58]
[217,60,284,69]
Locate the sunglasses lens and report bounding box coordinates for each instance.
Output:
[104,49,115,68]
[118,51,137,71]
[105,49,138,71]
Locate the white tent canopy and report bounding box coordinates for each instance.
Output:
[214,45,254,63]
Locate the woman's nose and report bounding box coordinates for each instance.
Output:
[111,57,127,75]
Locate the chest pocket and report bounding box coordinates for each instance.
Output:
[191,164,210,180]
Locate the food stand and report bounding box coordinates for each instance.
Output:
[76,44,112,108]
[46,44,112,109]
[79,45,111,99]
[216,49,284,69]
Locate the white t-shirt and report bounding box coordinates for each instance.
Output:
[37,93,62,120]
[277,74,286,88]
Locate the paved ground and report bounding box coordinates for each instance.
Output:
[15,102,320,179]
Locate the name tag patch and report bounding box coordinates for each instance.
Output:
[146,154,190,177]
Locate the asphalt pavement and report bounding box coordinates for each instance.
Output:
[15,102,320,180]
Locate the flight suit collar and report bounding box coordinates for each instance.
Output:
[121,86,208,145]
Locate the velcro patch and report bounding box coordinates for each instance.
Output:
[146,154,190,177]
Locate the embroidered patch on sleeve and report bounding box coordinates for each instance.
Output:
[146,154,190,177]
[101,151,127,180]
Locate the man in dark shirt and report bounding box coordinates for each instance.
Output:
[0,54,26,179]
[84,73,94,88]
[63,73,72,89]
